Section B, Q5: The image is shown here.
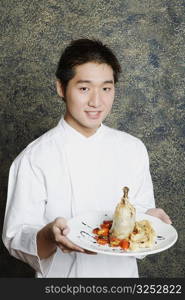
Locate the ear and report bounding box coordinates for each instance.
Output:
[56,80,65,98]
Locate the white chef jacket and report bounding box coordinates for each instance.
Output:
[2,118,155,278]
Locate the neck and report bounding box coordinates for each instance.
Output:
[64,115,100,137]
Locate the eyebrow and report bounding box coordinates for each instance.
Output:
[76,80,114,84]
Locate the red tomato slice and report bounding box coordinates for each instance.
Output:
[119,239,130,250]
[97,227,109,236]
[92,228,100,234]
[97,238,109,245]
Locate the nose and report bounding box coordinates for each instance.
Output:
[88,90,101,108]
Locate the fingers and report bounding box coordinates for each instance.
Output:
[51,218,85,253]
[53,217,69,233]
[146,208,172,224]
[57,236,97,254]
[57,235,85,253]
[84,250,97,255]
[51,217,97,255]
[57,244,73,253]
[62,227,70,235]
[58,245,97,255]
[158,209,172,224]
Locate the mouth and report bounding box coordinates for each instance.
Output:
[85,111,102,119]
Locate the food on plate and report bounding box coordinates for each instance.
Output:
[129,220,156,250]
[110,186,136,239]
[92,187,156,251]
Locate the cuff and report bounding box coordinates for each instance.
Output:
[10,225,56,277]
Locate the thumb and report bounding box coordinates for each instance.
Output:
[54,217,70,234]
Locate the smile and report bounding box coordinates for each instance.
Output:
[85,111,102,119]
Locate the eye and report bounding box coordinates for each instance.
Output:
[80,87,89,92]
[103,87,111,92]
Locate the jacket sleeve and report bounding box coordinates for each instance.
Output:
[130,140,156,214]
[128,141,155,260]
[2,152,56,277]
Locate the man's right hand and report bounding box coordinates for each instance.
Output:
[48,217,85,254]
[37,217,96,259]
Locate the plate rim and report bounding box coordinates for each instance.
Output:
[67,210,178,256]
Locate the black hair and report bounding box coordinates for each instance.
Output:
[55,39,121,93]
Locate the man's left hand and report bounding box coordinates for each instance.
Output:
[146,208,172,224]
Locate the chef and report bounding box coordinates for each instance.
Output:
[2,39,171,278]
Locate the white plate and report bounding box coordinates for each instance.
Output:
[67,211,178,256]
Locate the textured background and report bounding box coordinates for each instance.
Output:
[0,0,185,277]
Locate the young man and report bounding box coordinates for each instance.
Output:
[2,39,171,278]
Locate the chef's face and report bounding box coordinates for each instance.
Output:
[56,62,115,137]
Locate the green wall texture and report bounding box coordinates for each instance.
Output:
[0,0,185,277]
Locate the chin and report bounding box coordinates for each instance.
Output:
[86,121,101,129]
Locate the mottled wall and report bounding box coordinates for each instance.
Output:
[0,0,184,277]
